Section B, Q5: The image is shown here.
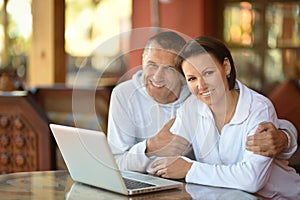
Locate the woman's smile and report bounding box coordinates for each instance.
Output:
[199,89,215,97]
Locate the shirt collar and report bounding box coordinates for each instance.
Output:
[230,80,251,124]
[196,80,251,125]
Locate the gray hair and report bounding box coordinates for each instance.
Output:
[143,31,186,59]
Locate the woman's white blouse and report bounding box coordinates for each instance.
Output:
[170,80,300,199]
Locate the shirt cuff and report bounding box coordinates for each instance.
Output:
[279,128,291,149]
[181,156,194,163]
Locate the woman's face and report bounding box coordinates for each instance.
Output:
[181,53,230,106]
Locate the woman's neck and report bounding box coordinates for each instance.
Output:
[211,90,239,133]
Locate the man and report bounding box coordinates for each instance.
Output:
[107,31,297,172]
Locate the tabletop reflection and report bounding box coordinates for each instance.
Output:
[0,170,266,200]
[185,183,259,200]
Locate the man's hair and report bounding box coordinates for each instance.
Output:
[143,31,186,57]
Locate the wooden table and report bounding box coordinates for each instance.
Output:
[0,170,263,199]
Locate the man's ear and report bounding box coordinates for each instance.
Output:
[223,57,231,76]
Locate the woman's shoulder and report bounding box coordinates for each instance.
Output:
[249,87,273,106]
[240,82,275,111]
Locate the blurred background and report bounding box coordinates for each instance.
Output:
[0,0,299,173]
[0,0,299,93]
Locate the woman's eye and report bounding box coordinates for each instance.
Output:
[203,71,214,77]
[187,77,196,82]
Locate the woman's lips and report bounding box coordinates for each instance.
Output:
[200,89,215,97]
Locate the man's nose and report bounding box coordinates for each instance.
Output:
[153,66,165,80]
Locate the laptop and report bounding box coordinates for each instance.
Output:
[50,123,183,196]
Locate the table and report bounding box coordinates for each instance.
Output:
[0,170,263,199]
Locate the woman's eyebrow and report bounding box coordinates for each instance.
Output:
[199,66,214,73]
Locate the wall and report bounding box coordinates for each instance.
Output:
[129,0,218,70]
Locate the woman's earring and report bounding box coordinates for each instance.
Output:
[226,74,231,79]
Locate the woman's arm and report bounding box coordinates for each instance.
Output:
[246,120,297,158]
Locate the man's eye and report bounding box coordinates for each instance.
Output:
[148,63,158,69]
[165,66,176,72]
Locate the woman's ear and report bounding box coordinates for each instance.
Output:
[223,57,231,76]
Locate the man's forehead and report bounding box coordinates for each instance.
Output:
[146,48,177,56]
[145,49,178,62]
[143,44,180,69]
[145,51,177,66]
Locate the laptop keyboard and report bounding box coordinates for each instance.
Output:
[123,178,155,189]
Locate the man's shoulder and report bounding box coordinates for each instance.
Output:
[111,78,145,102]
[113,79,136,92]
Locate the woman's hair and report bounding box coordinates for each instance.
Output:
[177,36,236,90]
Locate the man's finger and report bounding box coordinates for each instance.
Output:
[248,132,270,141]
[256,121,275,133]
[162,117,176,131]
[246,145,269,152]
[256,124,268,133]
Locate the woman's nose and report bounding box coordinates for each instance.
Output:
[197,77,206,90]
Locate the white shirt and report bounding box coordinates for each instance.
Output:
[107,70,191,172]
[171,80,300,199]
[108,69,297,175]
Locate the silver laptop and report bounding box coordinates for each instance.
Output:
[50,123,183,196]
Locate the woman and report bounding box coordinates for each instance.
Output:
[150,36,300,199]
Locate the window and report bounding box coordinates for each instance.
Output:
[0,0,31,81]
[65,0,132,87]
[223,1,300,94]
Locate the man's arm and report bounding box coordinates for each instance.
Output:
[246,120,297,158]
[107,87,151,172]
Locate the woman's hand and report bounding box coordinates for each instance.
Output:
[151,157,192,179]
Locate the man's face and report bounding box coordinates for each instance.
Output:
[143,48,182,104]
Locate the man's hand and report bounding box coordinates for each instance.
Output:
[246,122,288,157]
[146,117,190,157]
